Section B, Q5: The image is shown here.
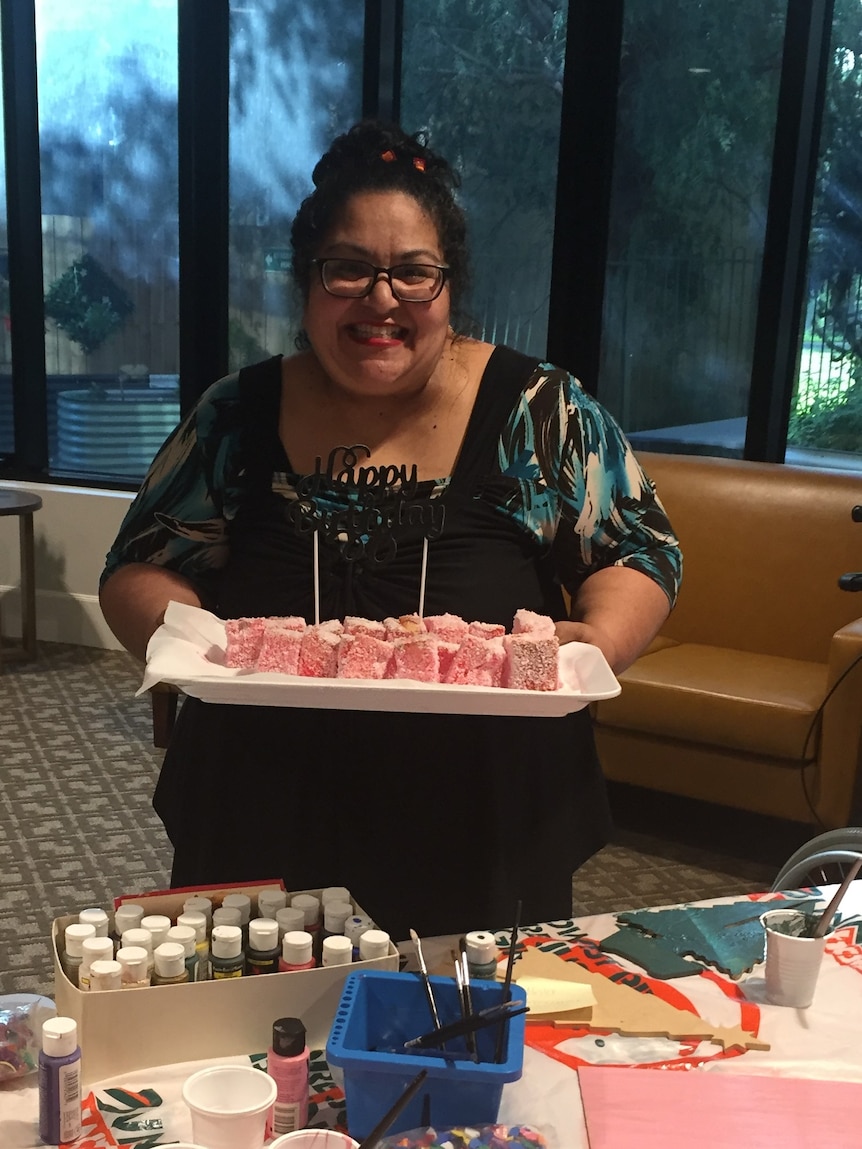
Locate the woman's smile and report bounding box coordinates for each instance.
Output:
[347,322,409,346]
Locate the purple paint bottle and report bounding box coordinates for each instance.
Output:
[38,1017,82,1145]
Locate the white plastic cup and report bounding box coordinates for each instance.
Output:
[269,1132,359,1149]
[181,1064,277,1149]
[761,908,828,1008]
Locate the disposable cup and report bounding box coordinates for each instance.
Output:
[181,1064,277,1149]
[760,908,828,1008]
[268,1132,359,1149]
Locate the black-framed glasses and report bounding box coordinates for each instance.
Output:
[311,258,450,302]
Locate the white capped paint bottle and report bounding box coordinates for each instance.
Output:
[38,1017,82,1145]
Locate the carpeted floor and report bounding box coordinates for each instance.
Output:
[0,641,812,998]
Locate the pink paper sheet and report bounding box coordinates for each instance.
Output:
[578,1065,862,1149]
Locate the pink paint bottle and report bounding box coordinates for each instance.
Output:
[266,1017,309,1137]
[278,930,316,972]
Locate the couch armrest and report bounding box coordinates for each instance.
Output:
[817,617,862,826]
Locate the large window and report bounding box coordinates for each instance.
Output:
[401,0,566,358]
[599,3,786,456]
[36,0,179,479]
[228,0,363,366]
[0,1,859,487]
[788,0,862,466]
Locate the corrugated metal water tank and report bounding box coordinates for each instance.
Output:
[55,388,180,476]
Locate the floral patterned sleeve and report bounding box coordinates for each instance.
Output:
[500,362,682,606]
[99,373,246,597]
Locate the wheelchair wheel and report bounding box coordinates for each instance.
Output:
[771,827,862,891]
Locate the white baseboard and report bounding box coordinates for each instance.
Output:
[0,586,124,650]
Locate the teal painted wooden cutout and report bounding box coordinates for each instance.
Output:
[599,927,706,978]
[615,898,819,978]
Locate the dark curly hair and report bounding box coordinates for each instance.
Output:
[291,121,471,326]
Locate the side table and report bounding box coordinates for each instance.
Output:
[0,488,42,667]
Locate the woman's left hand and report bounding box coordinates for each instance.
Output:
[554,620,619,671]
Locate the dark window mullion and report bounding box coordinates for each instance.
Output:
[363,0,402,123]
[546,1,624,394]
[178,0,230,406]
[1,0,47,474]
[745,0,834,462]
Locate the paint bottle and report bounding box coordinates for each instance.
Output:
[61,923,96,987]
[121,928,155,981]
[212,905,243,936]
[183,895,213,931]
[358,929,390,961]
[344,915,374,961]
[275,906,305,942]
[222,894,252,945]
[38,1017,82,1145]
[140,914,172,950]
[266,1017,309,1137]
[78,907,110,938]
[168,924,199,980]
[321,935,353,967]
[153,942,190,985]
[177,911,211,981]
[279,930,316,972]
[290,894,321,953]
[112,903,144,943]
[321,900,353,943]
[258,889,288,920]
[211,924,245,978]
[246,918,280,975]
[321,885,352,908]
[465,931,500,979]
[116,945,151,989]
[78,935,114,991]
[89,959,123,992]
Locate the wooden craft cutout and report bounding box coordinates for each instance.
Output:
[510,946,770,1052]
[599,928,705,978]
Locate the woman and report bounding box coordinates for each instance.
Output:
[100,121,681,941]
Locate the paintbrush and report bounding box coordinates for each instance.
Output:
[357,1067,428,1149]
[403,998,527,1050]
[495,898,522,1062]
[409,928,442,1031]
[453,945,478,1061]
[810,856,862,938]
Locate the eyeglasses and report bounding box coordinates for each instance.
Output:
[311,258,450,302]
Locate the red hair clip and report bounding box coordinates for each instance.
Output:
[380,149,396,162]
[412,157,426,172]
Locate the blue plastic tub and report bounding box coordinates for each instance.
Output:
[326,970,527,1138]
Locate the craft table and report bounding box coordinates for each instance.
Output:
[4,884,862,1148]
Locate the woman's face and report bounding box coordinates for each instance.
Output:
[303,190,451,402]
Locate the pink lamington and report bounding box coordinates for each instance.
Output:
[503,633,560,691]
[337,632,393,679]
[468,620,506,639]
[384,613,427,640]
[224,616,266,668]
[256,620,304,674]
[343,616,387,639]
[445,634,506,686]
[512,608,556,638]
[423,613,468,644]
[391,633,440,682]
[298,626,341,678]
[436,640,460,681]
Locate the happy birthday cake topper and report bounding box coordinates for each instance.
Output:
[286,443,446,567]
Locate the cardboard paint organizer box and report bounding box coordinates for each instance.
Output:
[52,880,399,1084]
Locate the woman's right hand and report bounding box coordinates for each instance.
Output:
[99,562,203,662]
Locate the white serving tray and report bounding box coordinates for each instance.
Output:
[138,601,621,717]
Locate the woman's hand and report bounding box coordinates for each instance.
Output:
[558,565,672,674]
[554,620,620,671]
[99,562,204,663]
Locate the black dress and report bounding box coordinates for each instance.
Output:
[154,347,611,940]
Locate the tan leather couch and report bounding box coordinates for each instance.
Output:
[592,451,862,828]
